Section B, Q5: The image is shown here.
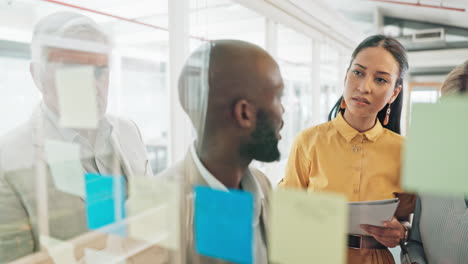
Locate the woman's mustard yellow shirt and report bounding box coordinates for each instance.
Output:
[280,112,403,202]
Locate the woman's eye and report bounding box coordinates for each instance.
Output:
[376,77,388,84]
[352,70,362,76]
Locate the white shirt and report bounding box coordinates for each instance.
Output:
[41,103,118,180]
[190,143,267,264]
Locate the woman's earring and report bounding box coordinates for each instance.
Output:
[340,98,346,109]
[383,103,391,125]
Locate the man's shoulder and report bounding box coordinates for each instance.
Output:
[249,167,272,195]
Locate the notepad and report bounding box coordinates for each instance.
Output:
[348,198,399,235]
[194,186,254,264]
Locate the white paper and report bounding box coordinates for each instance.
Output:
[40,236,77,264]
[45,140,85,198]
[348,198,399,235]
[56,66,98,129]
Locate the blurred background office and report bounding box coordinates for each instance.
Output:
[2,0,467,178]
[0,0,467,262]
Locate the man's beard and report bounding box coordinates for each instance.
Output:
[241,110,280,162]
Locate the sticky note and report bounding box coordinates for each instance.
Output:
[194,186,253,263]
[127,178,180,250]
[56,66,98,129]
[45,140,85,198]
[403,96,468,194]
[40,235,77,264]
[269,189,348,264]
[85,173,126,236]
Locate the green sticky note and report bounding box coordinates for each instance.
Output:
[403,96,468,195]
[269,189,348,264]
[45,140,85,198]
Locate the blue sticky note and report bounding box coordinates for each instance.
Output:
[85,173,126,236]
[194,186,254,264]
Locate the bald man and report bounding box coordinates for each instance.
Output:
[158,40,284,263]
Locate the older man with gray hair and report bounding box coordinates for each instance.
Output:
[0,12,152,262]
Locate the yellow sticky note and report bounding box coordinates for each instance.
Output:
[269,189,348,264]
[127,178,180,250]
[44,140,85,198]
[56,66,98,129]
[40,236,77,264]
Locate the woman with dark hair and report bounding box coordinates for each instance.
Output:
[280,35,409,264]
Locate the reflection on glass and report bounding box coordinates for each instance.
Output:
[0,8,166,262]
[106,1,170,174]
[277,25,313,162]
[190,0,266,49]
[319,42,340,123]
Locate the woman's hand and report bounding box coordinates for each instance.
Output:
[360,217,405,248]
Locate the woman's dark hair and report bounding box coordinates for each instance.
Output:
[328,35,409,134]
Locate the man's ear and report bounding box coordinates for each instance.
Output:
[233,99,255,129]
[30,62,44,93]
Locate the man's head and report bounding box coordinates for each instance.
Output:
[440,60,468,96]
[30,12,111,118]
[179,40,285,162]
